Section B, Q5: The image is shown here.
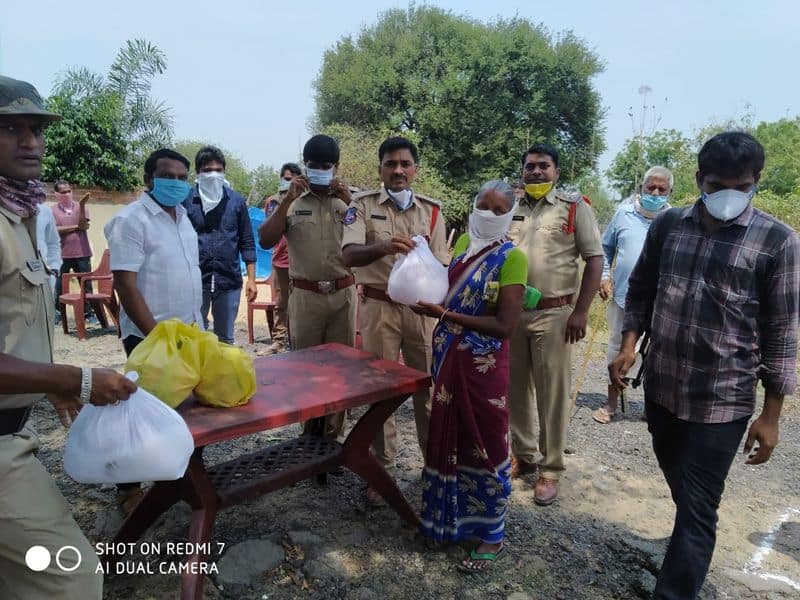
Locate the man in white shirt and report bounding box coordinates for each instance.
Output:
[104,147,203,512]
[105,148,203,357]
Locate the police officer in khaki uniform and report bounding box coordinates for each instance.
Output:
[342,137,449,506]
[258,135,355,439]
[0,75,136,600]
[508,143,603,506]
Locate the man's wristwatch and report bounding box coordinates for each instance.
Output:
[79,367,92,404]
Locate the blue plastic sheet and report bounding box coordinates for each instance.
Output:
[241,206,272,279]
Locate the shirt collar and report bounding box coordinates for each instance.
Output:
[688,198,755,227]
[0,204,22,224]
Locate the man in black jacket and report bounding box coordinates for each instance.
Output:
[183,145,257,344]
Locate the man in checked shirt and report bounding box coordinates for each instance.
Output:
[610,131,799,600]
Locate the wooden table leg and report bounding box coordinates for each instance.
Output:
[341,395,421,528]
[180,449,220,600]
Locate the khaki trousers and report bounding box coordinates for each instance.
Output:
[508,305,573,480]
[359,296,434,477]
[289,285,357,440]
[271,267,290,346]
[0,427,101,600]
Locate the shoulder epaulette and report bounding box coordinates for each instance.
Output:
[562,193,592,234]
[414,193,441,206]
[353,189,381,201]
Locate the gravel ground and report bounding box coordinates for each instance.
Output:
[33,316,799,599]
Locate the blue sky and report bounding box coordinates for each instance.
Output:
[2,0,797,184]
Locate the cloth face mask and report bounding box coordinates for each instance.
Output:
[197,171,226,214]
[524,181,554,200]
[55,191,75,211]
[0,176,45,218]
[463,199,518,261]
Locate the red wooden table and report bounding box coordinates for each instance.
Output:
[104,343,431,599]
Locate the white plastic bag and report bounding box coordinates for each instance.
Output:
[63,372,194,484]
[387,235,449,305]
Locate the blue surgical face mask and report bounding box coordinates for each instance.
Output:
[151,177,191,207]
[306,166,334,187]
[278,178,291,192]
[639,193,668,212]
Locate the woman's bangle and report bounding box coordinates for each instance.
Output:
[438,309,450,324]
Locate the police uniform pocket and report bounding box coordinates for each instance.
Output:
[19,268,47,327]
[366,229,393,244]
[287,213,317,229]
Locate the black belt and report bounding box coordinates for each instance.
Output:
[0,407,32,436]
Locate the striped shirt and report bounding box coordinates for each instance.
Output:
[623,201,800,423]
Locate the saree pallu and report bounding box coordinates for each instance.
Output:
[420,242,513,544]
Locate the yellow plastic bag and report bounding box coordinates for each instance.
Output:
[125,319,214,408]
[194,343,256,408]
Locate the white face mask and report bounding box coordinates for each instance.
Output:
[387,188,413,211]
[278,178,291,192]
[463,199,518,261]
[197,171,226,214]
[306,166,334,187]
[702,187,755,222]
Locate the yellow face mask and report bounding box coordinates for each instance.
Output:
[524,182,554,200]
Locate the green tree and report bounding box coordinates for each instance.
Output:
[571,172,616,227]
[42,91,139,190]
[53,39,174,154]
[314,6,605,194]
[754,118,800,195]
[44,39,174,189]
[249,164,281,207]
[606,129,695,199]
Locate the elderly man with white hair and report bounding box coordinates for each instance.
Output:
[593,166,672,424]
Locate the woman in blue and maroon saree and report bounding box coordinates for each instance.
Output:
[414,180,527,573]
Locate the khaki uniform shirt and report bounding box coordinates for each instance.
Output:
[341,189,450,290]
[0,205,54,409]
[508,188,603,298]
[281,190,352,282]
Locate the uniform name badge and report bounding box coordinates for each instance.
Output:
[26,259,43,272]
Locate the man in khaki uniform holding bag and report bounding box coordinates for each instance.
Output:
[0,75,136,600]
[259,135,355,440]
[508,143,603,506]
[342,137,449,506]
